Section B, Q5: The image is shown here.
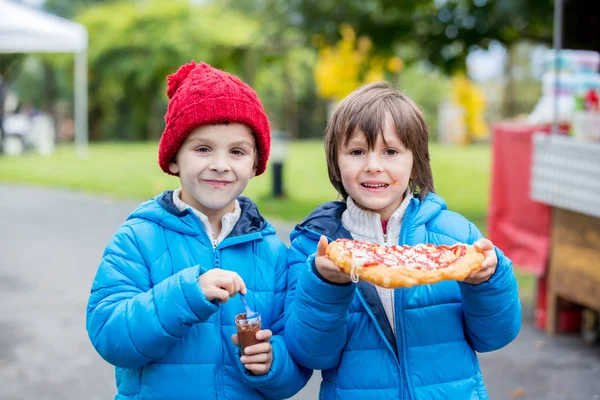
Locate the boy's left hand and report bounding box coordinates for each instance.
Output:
[464,238,497,285]
[231,329,273,375]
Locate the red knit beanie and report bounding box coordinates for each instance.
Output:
[158,61,271,176]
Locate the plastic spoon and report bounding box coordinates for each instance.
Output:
[239,293,258,319]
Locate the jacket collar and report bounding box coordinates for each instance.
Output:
[293,200,350,240]
[157,190,268,238]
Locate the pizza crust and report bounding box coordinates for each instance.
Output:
[326,240,485,288]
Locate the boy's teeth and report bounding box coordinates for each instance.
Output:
[363,183,388,188]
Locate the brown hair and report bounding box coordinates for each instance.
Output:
[324,81,434,200]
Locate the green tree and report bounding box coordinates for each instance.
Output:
[288,0,553,73]
[219,0,326,138]
[75,0,261,140]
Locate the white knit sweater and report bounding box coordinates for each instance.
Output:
[172,188,241,247]
[341,191,413,334]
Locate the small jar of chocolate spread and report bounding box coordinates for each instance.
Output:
[235,313,262,355]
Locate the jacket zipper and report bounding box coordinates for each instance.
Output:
[397,201,416,400]
[214,246,224,399]
[356,291,400,368]
[187,211,223,398]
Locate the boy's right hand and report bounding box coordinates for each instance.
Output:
[315,236,352,284]
[199,269,246,303]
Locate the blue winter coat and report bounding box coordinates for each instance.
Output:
[285,193,521,399]
[87,191,311,400]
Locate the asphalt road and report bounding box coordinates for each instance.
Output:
[0,184,599,400]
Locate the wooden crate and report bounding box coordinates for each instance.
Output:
[547,208,600,334]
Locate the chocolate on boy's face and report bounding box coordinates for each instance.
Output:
[169,123,257,219]
[338,118,413,221]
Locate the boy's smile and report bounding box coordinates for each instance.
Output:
[169,123,257,224]
[361,180,391,191]
[203,179,233,188]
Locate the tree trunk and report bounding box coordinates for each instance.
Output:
[502,42,517,118]
[42,61,55,114]
[282,63,299,138]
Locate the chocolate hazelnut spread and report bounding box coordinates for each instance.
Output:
[235,313,261,354]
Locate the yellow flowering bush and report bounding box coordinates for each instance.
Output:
[450,74,489,142]
[314,24,403,101]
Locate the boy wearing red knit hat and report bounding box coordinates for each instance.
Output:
[86,61,311,400]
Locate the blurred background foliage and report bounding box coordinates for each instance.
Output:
[0,0,556,144]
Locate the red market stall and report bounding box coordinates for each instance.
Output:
[488,122,600,340]
[488,122,600,333]
[487,123,583,334]
[488,123,554,277]
[487,0,600,341]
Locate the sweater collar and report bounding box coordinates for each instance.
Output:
[342,190,413,244]
[172,188,241,245]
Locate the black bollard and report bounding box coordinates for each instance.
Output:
[270,130,288,198]
[272,161,284,198]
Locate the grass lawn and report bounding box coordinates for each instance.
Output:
[0,140,534,297]
[0,140,490,226]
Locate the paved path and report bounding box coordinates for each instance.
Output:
[0,184,599,399]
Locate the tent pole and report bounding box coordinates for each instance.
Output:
[552,0,563,135]
[74,50,88,158]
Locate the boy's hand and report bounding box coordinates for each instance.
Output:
[315,236,352,284]
[231,329,273,375]
[199,269,246,302]
[464,238,497,284]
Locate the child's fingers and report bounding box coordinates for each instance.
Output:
[467,270,486,281]
[317,257,344,275]
[474,239,497,266]
[212,287,231,303]
[316,236,328,257]
[316,256,341,272]
[465,262,496,284]
[255,329,272,341]
[219,271,245,296]
[230,276,241,297]
[231,333,239,346]
[213,275,234,293]
[481,250,497,270]
[236,274,246,294]
[244,363,270,374]
[233,274,247,296]
[203,287,229,303]
[481,256,497,270]
[474,238,494,251]
[240,352,271,364]
[241,342,272,355]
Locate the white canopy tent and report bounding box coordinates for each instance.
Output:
[0,0,88,156]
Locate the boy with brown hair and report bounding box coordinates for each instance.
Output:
[285,81,521,400]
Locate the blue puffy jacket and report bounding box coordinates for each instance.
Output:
[87,191,311,400]
[285,193,521,400]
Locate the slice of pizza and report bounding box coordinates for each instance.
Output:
[326,239,485,288]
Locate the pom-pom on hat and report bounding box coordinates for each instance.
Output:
[158,61,271,176]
